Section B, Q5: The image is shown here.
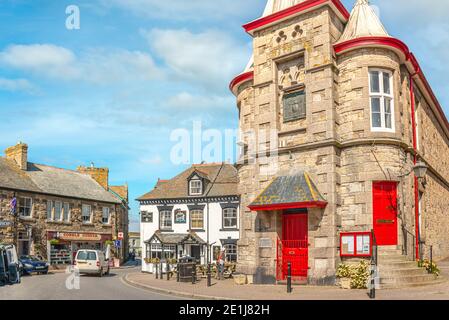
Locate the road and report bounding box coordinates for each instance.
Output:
[0,267,181,300]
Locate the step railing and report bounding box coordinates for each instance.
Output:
[402,226,416,261]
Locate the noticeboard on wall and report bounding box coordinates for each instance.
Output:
[340,232,372,257]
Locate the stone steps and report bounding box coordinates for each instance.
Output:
[376,247,442,289]
[381,277,446,289]
[378,267,428,277]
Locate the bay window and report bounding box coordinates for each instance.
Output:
[369,69,395,132]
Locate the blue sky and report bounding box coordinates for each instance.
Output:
[1,0,449,231]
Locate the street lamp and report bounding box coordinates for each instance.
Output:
[413,161,428,180]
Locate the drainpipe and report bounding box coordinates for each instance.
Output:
[409,73,420,261]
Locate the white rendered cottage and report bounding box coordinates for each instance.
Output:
[137,163,240,272]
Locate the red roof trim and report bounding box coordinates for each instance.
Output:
[249,201,328,211]
[334,36,449,134]
[229,71,254,94]
[243,0,350,35]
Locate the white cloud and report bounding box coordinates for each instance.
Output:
[143,28,250,92]
[0,44,161,84]
[0,77,38,94]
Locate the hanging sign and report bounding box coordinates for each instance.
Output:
[0,221,12,228]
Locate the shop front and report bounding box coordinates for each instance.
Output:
[47,231,113,265]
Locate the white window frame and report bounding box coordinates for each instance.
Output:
[102,207,111,225]
[189,179,202,196]
[63,202,71,222]
[47,200,53,221]
[19,197,33,218]
[54,201,63,221]
[369,69,395,133]
[190,209,204,230]
[223,208,238,229]
[82,204,92,224]
[160,210,172,231]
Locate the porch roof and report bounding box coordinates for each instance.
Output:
[248,172,327,211]
[145,231,206,245]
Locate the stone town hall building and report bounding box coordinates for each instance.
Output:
[230,0,449,285]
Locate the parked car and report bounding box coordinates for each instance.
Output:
[19,255,49,275]
[74,250,110,277]
[0,244,21,286]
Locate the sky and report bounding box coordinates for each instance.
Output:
[1,0,449,232]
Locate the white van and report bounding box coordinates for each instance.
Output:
[74,250,110,277]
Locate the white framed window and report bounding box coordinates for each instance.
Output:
[19,197,32,218]
[63,203,71,222]
[190,210,204,230]
[223,208,238,229]
[54,201,62,221]
[369,69,395,132]
[46,200,53,220]
[102,207,111,224]
[224,243,238,262]
[189,180,202,195]
[160,210,172,230]
[82,204,92,223]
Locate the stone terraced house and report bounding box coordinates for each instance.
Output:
[0,142,129,264]
[230,0,449,287]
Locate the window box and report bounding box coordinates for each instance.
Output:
[340,232,372,257]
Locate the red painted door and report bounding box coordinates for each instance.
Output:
[373,181,398,246]
[281,212,308,280]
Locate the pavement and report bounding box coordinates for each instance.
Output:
[0,267,181,300]
[123,261,449,300]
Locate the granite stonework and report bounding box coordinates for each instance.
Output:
[232,3,449,285]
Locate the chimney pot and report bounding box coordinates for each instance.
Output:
[5,142,28,170]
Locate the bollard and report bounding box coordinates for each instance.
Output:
[192,264,196,285]
[369,261,376,299]
[177,263,180,282]
[160,262,163,280]
[166,262,170,281]
[207,263,211,287]
[287,262,292,293]
[155,264,158,279]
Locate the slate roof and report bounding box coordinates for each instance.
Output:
[137,163,238,201]
[249,172,327,209]
[0,158,121,204]
[145,231,206,245]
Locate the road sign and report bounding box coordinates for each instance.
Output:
[118,232,124,240]
[114,240,122,248]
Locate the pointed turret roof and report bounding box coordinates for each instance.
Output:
[337,0,389,43]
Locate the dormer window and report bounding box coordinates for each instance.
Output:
[189,179,202,196]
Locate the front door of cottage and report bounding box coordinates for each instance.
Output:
[373,181,398,246]
[279,210,308,281]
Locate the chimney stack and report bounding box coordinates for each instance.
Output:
[77,165,109,190]
[5,142,28,170]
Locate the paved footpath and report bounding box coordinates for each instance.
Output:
[125,261,449,300]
